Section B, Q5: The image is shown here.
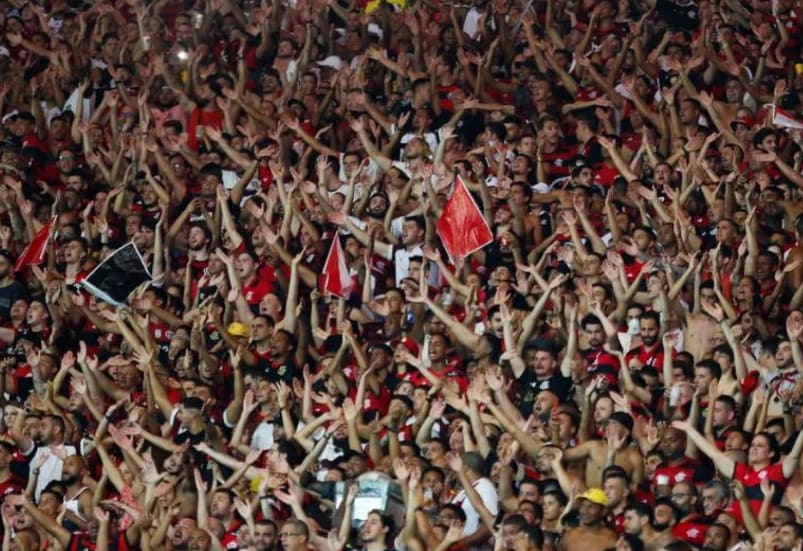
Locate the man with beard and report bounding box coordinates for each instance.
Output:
[515,339,572,417]
[774,523,803,551]
[559,488,617,551]
[626,311,669,370]
[167,517,199,550]
[623,502,671,551]
[581,314,621,382]
[706,394,738,451]
[188,527,215,551]
[249,519,278,551]
[652,427,712,493]
[23,414,75,501]
[415,466,446,517]
[699,523,730,551]
[602,467,631,533]
[208,488,241,548]
[669,482,710,547]
[186,222,212,280]
[61,455,93,530]
[692,360,720,411]
[0,249,28,323]
[265,328,299,383]
[535,115,574,183]
[530,445,583,491]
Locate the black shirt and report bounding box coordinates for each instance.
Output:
[516,369,573,416]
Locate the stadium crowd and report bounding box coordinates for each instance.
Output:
[1,0,803,550]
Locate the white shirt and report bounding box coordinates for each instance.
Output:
[462,7,493,40]
[30,444,76,500]
[391,244,424,286]
[452,477,498,550]
[250,422,276,451]
[383,242,441,288]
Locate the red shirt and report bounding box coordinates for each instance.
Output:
[653,457,712,487]
[541,144,576,181]
[583,347,620,382]
[672,515,713,547]
[0,474,24,499]
[187,107,224,151]
[149,321,173,345]
[221,520,243,549]
[731,462,787,521]
[430,363,469,394]
[242,276,273,308]
[626,342,669,370]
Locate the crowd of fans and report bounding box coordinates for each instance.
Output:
[1,0,803,550]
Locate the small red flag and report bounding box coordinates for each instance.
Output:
[321,235,353,298]
[14,219,53,272]
[436,175,493,262]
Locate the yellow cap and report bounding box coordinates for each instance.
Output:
[227,322,250,338]
[578,488,608,506]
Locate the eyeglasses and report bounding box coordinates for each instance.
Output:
[59,156,75,161]
[671,493,692,498]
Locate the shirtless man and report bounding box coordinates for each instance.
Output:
[559,488,617,551]
[563,411,644,490]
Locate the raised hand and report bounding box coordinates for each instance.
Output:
[446,452,463,473]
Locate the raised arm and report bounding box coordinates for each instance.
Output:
[671,419,735,477]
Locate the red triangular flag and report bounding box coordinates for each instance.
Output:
[321,235,353,298]
[14,218,53,272]
[436,175,493,262]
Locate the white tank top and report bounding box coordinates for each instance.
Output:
[63,486,90,522]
